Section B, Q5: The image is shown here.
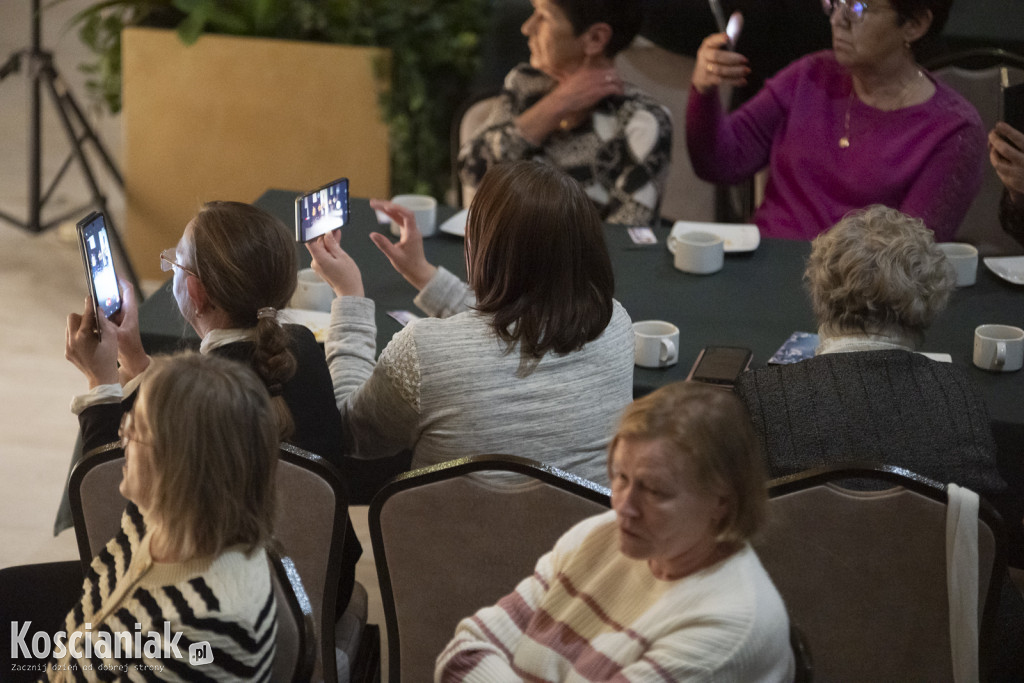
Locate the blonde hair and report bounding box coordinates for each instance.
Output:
[139,353,278,559]
[609,381,767,544]
[805,205,955,346]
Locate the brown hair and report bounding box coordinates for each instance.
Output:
[805,204,954,346]
[609,381,767,544]
[183,201,297,437]
[466,161,614,359]
[139,353,278,558]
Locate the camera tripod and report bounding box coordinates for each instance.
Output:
[0,0,140,291]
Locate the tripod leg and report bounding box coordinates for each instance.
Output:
[52,71,123,187]
[40,62,142,296]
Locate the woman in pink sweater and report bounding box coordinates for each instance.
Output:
[687,0,985,241]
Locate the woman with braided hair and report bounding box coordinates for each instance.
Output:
[65,200,361,612]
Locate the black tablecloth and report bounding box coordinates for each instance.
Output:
[140,190,1024,425]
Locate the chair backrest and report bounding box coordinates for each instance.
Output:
[615,37,717,224]
[268,548,317,683]
[752,462,1006,681]
[927,49,1024,255]
[451,90,501,208]
[68,443,128,571]
[369,454,610,683]
[276,443,350,683]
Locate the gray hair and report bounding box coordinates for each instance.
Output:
[805,205,955,346]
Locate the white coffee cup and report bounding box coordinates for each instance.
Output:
[390,194,437,238]
[973,324,1024,372]
[938,242,978,287]
[671,230,724,275]
[290,268,335,312]
[633,320,680,368]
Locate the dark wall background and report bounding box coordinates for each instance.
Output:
[469,0,1024,99]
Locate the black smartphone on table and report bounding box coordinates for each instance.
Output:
[76,211,122,336]
[295,177,349,242]
[687,345,753,387]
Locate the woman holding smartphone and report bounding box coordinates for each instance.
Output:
[687,0,985,241]
[307,160,634,486]
[65,200,361,613]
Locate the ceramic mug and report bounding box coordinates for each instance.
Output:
[390,194,437,238]
[633,320,680,368]
[671,231,725,275]
[938,242,978,287]
[973,324,1024,372]
[290,268,335,312]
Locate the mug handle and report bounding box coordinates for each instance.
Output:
[667,235,679,255]
[995,341,1007,368]
[660,339,677,364]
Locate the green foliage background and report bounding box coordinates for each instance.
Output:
[65,0,488,196]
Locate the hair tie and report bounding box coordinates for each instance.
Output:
[267,383,284,397]
[257,307,277,320]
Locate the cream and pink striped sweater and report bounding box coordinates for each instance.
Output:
[436,510,793,682]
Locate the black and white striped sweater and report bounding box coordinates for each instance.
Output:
[44,504,276,682]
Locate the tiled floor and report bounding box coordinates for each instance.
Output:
[0,1,387,675]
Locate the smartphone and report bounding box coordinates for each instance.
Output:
[1001,77,1024,149]
[295,177,349,242]
[708,0,743,49]
[687,345,753,386]
[76,211,122,335]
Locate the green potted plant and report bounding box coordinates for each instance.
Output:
[65,0,487,197]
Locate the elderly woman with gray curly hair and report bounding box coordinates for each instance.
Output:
[735,204,1010,517]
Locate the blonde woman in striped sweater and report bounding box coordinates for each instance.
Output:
[45,354,278,681]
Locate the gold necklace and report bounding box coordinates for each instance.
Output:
[839,69,924,149]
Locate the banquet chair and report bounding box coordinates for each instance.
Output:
[68,441,127,571]
[450,89,500,208]
[752,462,1006,681]
[614,36,717,224]
[268,549,318,682]
[927,48,1024,255]
[369,454,610,683]
[69,442,380,683]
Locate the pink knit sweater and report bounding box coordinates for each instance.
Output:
[686,50,986,241]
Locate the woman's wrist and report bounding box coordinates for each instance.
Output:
[409,264,438,292]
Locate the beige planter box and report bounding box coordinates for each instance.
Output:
[122,27,390,280]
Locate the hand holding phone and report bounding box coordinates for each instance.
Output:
[76,212,122,337]
[295,177,350,242]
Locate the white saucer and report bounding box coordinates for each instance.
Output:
[667,221,760,253]
[439,209,469,237]
[280,308,332,343]
[983,256,1024,285]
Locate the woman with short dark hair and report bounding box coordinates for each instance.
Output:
[308,160,633,485]
[458,0,672,225]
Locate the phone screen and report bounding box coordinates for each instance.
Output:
[690,346,753,385]
[296,177,349,242]
[77,213,122,325]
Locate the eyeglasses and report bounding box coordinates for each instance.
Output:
[119,409,150,449]
[160,248,198,278]
[822,0,875,22]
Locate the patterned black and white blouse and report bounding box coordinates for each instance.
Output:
[458,64,673,226]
